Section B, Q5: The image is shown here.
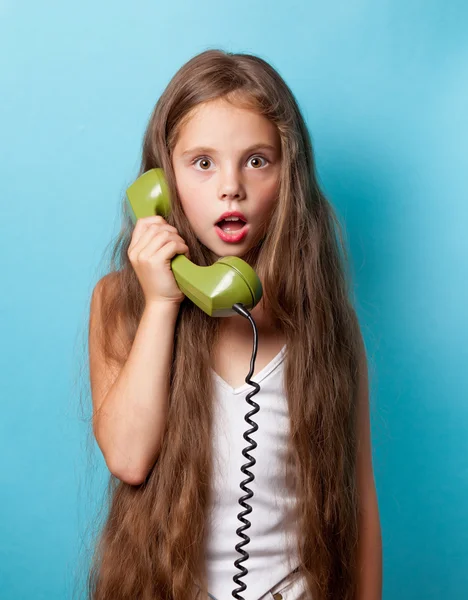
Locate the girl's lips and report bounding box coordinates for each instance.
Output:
[214,223,249,243]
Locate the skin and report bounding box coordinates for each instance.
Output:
[171,96,283,333]
[171,96,282,262]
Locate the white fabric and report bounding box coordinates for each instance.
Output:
[205,344,301,600]
[258,568,309,600]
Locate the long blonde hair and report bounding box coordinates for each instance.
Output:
[85,49,361,600]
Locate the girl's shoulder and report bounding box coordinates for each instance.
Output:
[89,270,129,360]
[94,270,122,298]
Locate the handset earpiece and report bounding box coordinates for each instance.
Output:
[126,169,263,317]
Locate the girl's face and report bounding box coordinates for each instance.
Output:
[171,97,282,259]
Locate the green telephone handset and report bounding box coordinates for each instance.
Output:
[125,169,263,317]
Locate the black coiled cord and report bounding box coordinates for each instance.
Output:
[230,302,261,600]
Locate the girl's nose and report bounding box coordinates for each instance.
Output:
[217,168,245,200]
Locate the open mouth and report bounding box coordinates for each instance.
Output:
[215,217,247,233]
[214,217,249,243]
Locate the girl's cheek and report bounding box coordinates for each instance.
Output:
[256,176,280,201]
[177,176,200,204]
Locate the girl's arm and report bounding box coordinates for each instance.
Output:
[355,328,383,600]
[88,275,181,485]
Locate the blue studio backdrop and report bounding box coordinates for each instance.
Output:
[1,1,467,599]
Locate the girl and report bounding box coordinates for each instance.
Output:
[87,49,382,600]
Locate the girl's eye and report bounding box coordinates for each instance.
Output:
[192,155,269,171]
[195,158,212,170]
[248,156,268,169]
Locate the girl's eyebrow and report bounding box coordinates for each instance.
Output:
[180,143,278,158]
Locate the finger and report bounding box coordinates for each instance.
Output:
[129,216,173,249]
[129,222,177,254]
[157,239,191,263]
[135,229,174,259]
[130,226,171,258]
[137,233,189,263]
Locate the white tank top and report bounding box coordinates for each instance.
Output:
[205,344,301,600]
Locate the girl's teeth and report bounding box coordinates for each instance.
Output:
[219,220,244,232]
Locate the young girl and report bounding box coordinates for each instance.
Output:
[87,49,382,600]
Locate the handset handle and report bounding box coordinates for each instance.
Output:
[126,169,263,317]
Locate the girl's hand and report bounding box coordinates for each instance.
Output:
[127,215,191,306]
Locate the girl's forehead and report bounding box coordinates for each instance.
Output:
[175,98,278,146]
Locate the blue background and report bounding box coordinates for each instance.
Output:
[1,1,467,598]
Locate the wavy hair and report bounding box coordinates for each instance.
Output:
[85,49,361,600]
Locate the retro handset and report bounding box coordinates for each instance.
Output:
[126,168,263,600]
[126,168,263,318]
